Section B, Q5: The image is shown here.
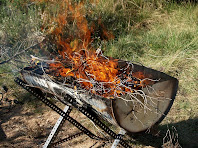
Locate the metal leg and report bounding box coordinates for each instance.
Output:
[111,128,126,148]
[43,105,71,148]
[15,78,131,148]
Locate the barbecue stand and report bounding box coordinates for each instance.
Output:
[15,78,131,148]
[15,60,178,147]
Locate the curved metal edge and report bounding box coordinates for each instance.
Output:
[122,78,179,134]
[155,77,179,125]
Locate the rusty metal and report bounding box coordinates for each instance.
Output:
[111,61,178,133]
[15,77,131,148]
[21,60,178,134]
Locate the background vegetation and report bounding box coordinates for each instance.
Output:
[0,0,197,147]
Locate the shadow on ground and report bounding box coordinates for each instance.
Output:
[128,117,198,148]
[1,102,197,147]
[0,105,34,142]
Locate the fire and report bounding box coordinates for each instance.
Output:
[32,0,153,98]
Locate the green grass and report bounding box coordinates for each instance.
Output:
[101,2,198,147]
[0,0,43,46]
[0,0,198,147]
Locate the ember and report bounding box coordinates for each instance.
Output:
[31,0,155,98]
[49,51,155,98]
[22,0,178,134]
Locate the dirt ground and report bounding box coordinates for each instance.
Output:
[1,98,196,148]
[0,102,116,148]
[0,96,164,148]
[1,96,144,148]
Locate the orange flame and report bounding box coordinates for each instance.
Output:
[32,0,152,98]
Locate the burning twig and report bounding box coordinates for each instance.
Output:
[16,0,178,135]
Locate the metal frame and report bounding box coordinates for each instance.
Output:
[43,105,70,148]
[15,77,130,148]
[111,128,126,148]
[43,106,127,148]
